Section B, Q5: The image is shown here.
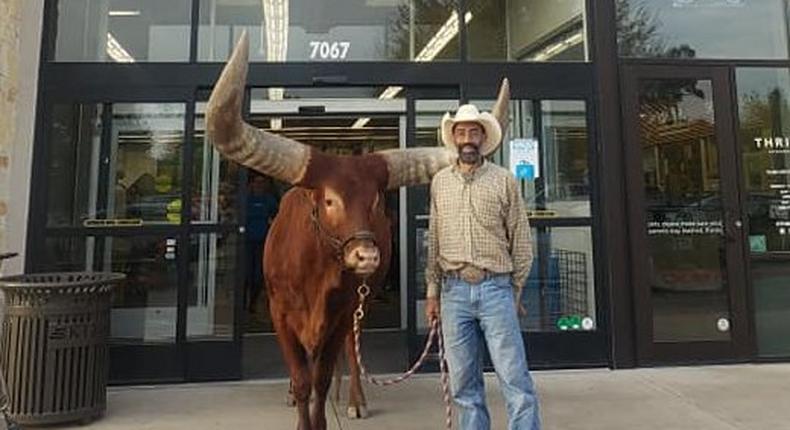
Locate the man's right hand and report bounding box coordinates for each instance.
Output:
[425,297,440,324]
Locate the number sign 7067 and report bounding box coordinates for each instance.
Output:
[309,41,350,60]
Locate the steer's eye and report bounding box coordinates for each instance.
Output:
[325,199,333,207]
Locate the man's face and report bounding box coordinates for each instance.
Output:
[453,121,485,165]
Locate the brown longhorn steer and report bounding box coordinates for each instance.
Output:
[206,33,509,430]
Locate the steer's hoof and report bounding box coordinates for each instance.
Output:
[347,405,368,419]
[286,395,296,407]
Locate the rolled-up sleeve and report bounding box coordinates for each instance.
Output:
[505,175,533,300]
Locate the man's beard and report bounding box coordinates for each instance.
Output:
[458,144,481,165]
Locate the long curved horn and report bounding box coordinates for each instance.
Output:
[206,31,310,185]
[491,78,510,140]
[380,79,510,189]
[378,147,457,190]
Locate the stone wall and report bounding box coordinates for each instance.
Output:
[0,0,44,320]
[0,0,21,258]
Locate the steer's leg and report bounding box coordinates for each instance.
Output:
[310,326,347,430]
[345,331,368,419]
[275,321,312,430]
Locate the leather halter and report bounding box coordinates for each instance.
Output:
[305,191,377,262]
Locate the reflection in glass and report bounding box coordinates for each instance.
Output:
[188,233,239,340]
[542,101,590,217]
[520,227,596,332]
[40,236,178,343]
[46,104,104,227]
[192,102,239,224]
[617,0,788,59]
[112,103,185,225]
[247,87,405,155]
[413,98,459,333]
[472,99,590,217]
[54,0,191,62]
[638,78,730,342]
[467,0,587,62]
[736,68,790,356]
[411,99,459,220]
[198,0,458,62]
[39,237,90,273]
[107,236,178,342]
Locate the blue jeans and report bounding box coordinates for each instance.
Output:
[441,275,541,430]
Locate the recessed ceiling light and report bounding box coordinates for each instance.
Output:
[109,10,140,17]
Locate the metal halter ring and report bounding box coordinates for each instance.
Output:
[357,283,371,298]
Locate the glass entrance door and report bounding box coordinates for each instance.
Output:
[622,66,751,363]
[239,87,410,378]
[36,98,245,383]
[406,86,607,368]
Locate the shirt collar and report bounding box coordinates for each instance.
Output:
[452,159,490,182]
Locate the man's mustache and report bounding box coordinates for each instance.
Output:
[459,144,479,153]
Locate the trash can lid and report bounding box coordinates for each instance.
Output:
[0,272,126,290]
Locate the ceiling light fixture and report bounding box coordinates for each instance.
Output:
[354,11,472,129]
[262,0,289,129]
[109,10,141,17]
[106,33,135,63]
[529,30,584,62]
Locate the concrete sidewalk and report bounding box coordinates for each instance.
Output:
[57,363,790,429]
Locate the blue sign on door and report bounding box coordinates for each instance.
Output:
[515,162,535,180]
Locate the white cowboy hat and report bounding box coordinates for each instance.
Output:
[440,104,502,157]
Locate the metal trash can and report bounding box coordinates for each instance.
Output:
[0,272,125,426]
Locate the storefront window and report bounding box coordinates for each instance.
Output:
[192,102,239,225]
[521,227,596,332]
[45,103,185,227]
[40,235,178,343]
[617,0,789,59]
[198,0,459,62]
[467,0,588,62]
[53,0,191,62]
[112,104,186,226]
[476,99,591,218]
[188,232,239,340]
[46,104,104,227]
[736,68,790,356]
[638,78,731,343]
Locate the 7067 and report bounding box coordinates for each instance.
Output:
[309,41,351,60]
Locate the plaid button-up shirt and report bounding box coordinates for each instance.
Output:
[425,161,534,299]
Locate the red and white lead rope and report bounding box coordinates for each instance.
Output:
[352,282,453,429]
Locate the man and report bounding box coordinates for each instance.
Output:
[245,174,279,314]
[425,102,540,429]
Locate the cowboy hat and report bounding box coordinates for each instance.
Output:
[440,104,502,157]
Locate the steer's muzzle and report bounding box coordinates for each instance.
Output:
[344,240,381,276]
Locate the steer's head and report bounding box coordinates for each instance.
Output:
[205,32,509,276]
[308,165,387,275]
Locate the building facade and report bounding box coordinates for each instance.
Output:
[3,0,790,383]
